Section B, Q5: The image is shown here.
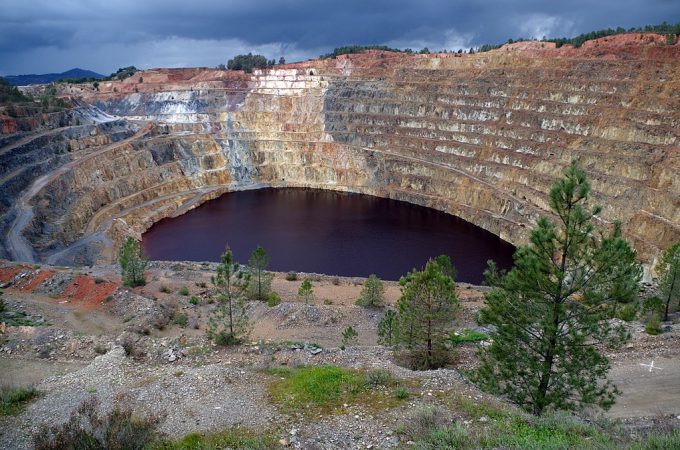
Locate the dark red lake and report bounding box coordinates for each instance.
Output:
[142,188,515,283]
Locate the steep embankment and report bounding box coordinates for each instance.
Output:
[1,33,679,273]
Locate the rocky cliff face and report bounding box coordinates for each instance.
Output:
[1,34,678,276]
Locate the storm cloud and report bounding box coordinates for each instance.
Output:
[1,0,678,75]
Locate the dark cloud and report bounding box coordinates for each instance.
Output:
[1,0,677,75]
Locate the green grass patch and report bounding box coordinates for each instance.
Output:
[488,414,614,449]
[450,329,489,344]
[630,429,680,450]
[154,426,279,450]
[0,308,47,327]
[404,405,628,450]
[0,386,38,415]
[267,365,409,415]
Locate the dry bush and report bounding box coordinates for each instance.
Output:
[33,395,163,450]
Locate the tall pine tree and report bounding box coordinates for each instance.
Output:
[208,249,251,345]
[356,274,386,308]
[656,242,680,321]
[118,237,147,287]
[248,245,272,301]
[474,162,641,415]
[395,256,458,369]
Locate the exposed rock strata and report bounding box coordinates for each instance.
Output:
[0,34,678,276]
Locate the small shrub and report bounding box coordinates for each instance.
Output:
[285,271,298,281]
[1,386,38,415]
[341,326,359,348]
[104,295,114,303]
[94,345,107,355]
[645,313,662,335]
[33,396,162,450]
[159,286,172,294]
[121,334,142,359]
[323,299,333,305]
[414,424,472,449]
[394,387,409,400]
[644,296,664,314]
[266,291,281,307]
[401,406,449,441]
[189,296,199,305]
[395,348,453,371]
[617,303,638,322]
[174,314,188,327]
[179,286,189,296]
[364,369,393,388]
[214,330,239,346]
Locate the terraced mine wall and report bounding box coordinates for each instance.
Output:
[0,34,678,277]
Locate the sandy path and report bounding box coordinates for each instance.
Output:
[608,356,680,418]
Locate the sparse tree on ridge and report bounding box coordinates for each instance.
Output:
[356,274,386,308]
[208,249,251,345]
[341,326,359,348]
[119,237,147,287]
[248,245,272,301]
[474,161,641,416]
[377,309,398,345]
[298,279,314,304]
[656,242,680,321]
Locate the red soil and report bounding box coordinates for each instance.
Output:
[15,269,56,291]
[0,266,26,284]
[60,275,118,308]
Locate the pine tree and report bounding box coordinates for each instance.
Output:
[248,245,272,301]
[208,249,251,345]
[394,256,459,369]
[118,237,147,287]
[474,162,641,416]
[298,279,313,304]
[656,242,680,321]
[356,274,386,308]
[377,309,398,345]
[341,326,359,348]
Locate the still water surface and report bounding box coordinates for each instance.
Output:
[142,188,515,284]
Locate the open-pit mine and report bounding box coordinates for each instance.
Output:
[2,32,680,449]
[1,33,679,277]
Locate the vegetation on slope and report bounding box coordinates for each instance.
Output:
[0,77,32,105]
[103,66,139,81]
[475,21,680,52]
[546,21,680,48]
[401,399,680,450]
[0,386,39,416]
[226,53,277,73]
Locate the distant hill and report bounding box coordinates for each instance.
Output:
[4,68,105,86]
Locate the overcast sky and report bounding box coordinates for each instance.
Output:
[1,0,678,75]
